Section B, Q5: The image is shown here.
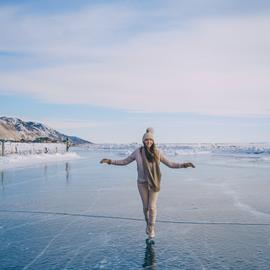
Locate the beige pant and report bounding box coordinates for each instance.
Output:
[137,181,159,225]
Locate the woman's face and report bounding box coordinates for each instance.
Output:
[144,139,154,149]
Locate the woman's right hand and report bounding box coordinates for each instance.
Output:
[100,158,112,164]
[182,162,195,168]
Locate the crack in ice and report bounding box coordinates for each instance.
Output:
[1,209,270,227]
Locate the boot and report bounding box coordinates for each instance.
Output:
[148,224,155,239]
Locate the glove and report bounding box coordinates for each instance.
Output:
[182,162,195,168]
[100,158,112,164]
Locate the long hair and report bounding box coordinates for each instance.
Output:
[143,142,159,162]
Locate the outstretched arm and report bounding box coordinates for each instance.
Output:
[160,152,195,168]
[100,150,136,166]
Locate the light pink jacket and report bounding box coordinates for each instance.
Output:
[111,147,183,182]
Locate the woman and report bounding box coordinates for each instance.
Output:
[100,128,195,240]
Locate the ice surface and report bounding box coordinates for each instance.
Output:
[0,145,270,269]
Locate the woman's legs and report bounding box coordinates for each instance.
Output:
[137,182,149,225]
[137,181,159,236]
[148,189,159,226]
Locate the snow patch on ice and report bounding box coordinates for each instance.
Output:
[0,152,80,170]
[234,200,270,219]
[222,185,270,219]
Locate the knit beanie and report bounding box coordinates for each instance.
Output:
[142,127,155,143]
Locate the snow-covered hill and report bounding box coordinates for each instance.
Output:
[0,116,91,144]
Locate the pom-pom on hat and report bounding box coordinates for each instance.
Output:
[142,127,155,143]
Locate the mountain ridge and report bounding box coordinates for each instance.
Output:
[0,116,91,144]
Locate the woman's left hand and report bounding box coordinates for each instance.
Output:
[100,158,112,164]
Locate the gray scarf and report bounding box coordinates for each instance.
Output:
[141,147,161,192]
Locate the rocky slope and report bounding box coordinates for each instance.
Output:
[0,117,91,144]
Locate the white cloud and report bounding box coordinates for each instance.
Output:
[0,4,270,116]
[0,4,134,55]
[39,119,110,130]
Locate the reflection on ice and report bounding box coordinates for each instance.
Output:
[1,171,4,191]
[143,241,157,269]
[0,162,72,189]
[65,162,70,183]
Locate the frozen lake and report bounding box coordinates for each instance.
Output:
[1,144,270,269]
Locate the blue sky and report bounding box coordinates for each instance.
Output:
[0,0,270,143]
